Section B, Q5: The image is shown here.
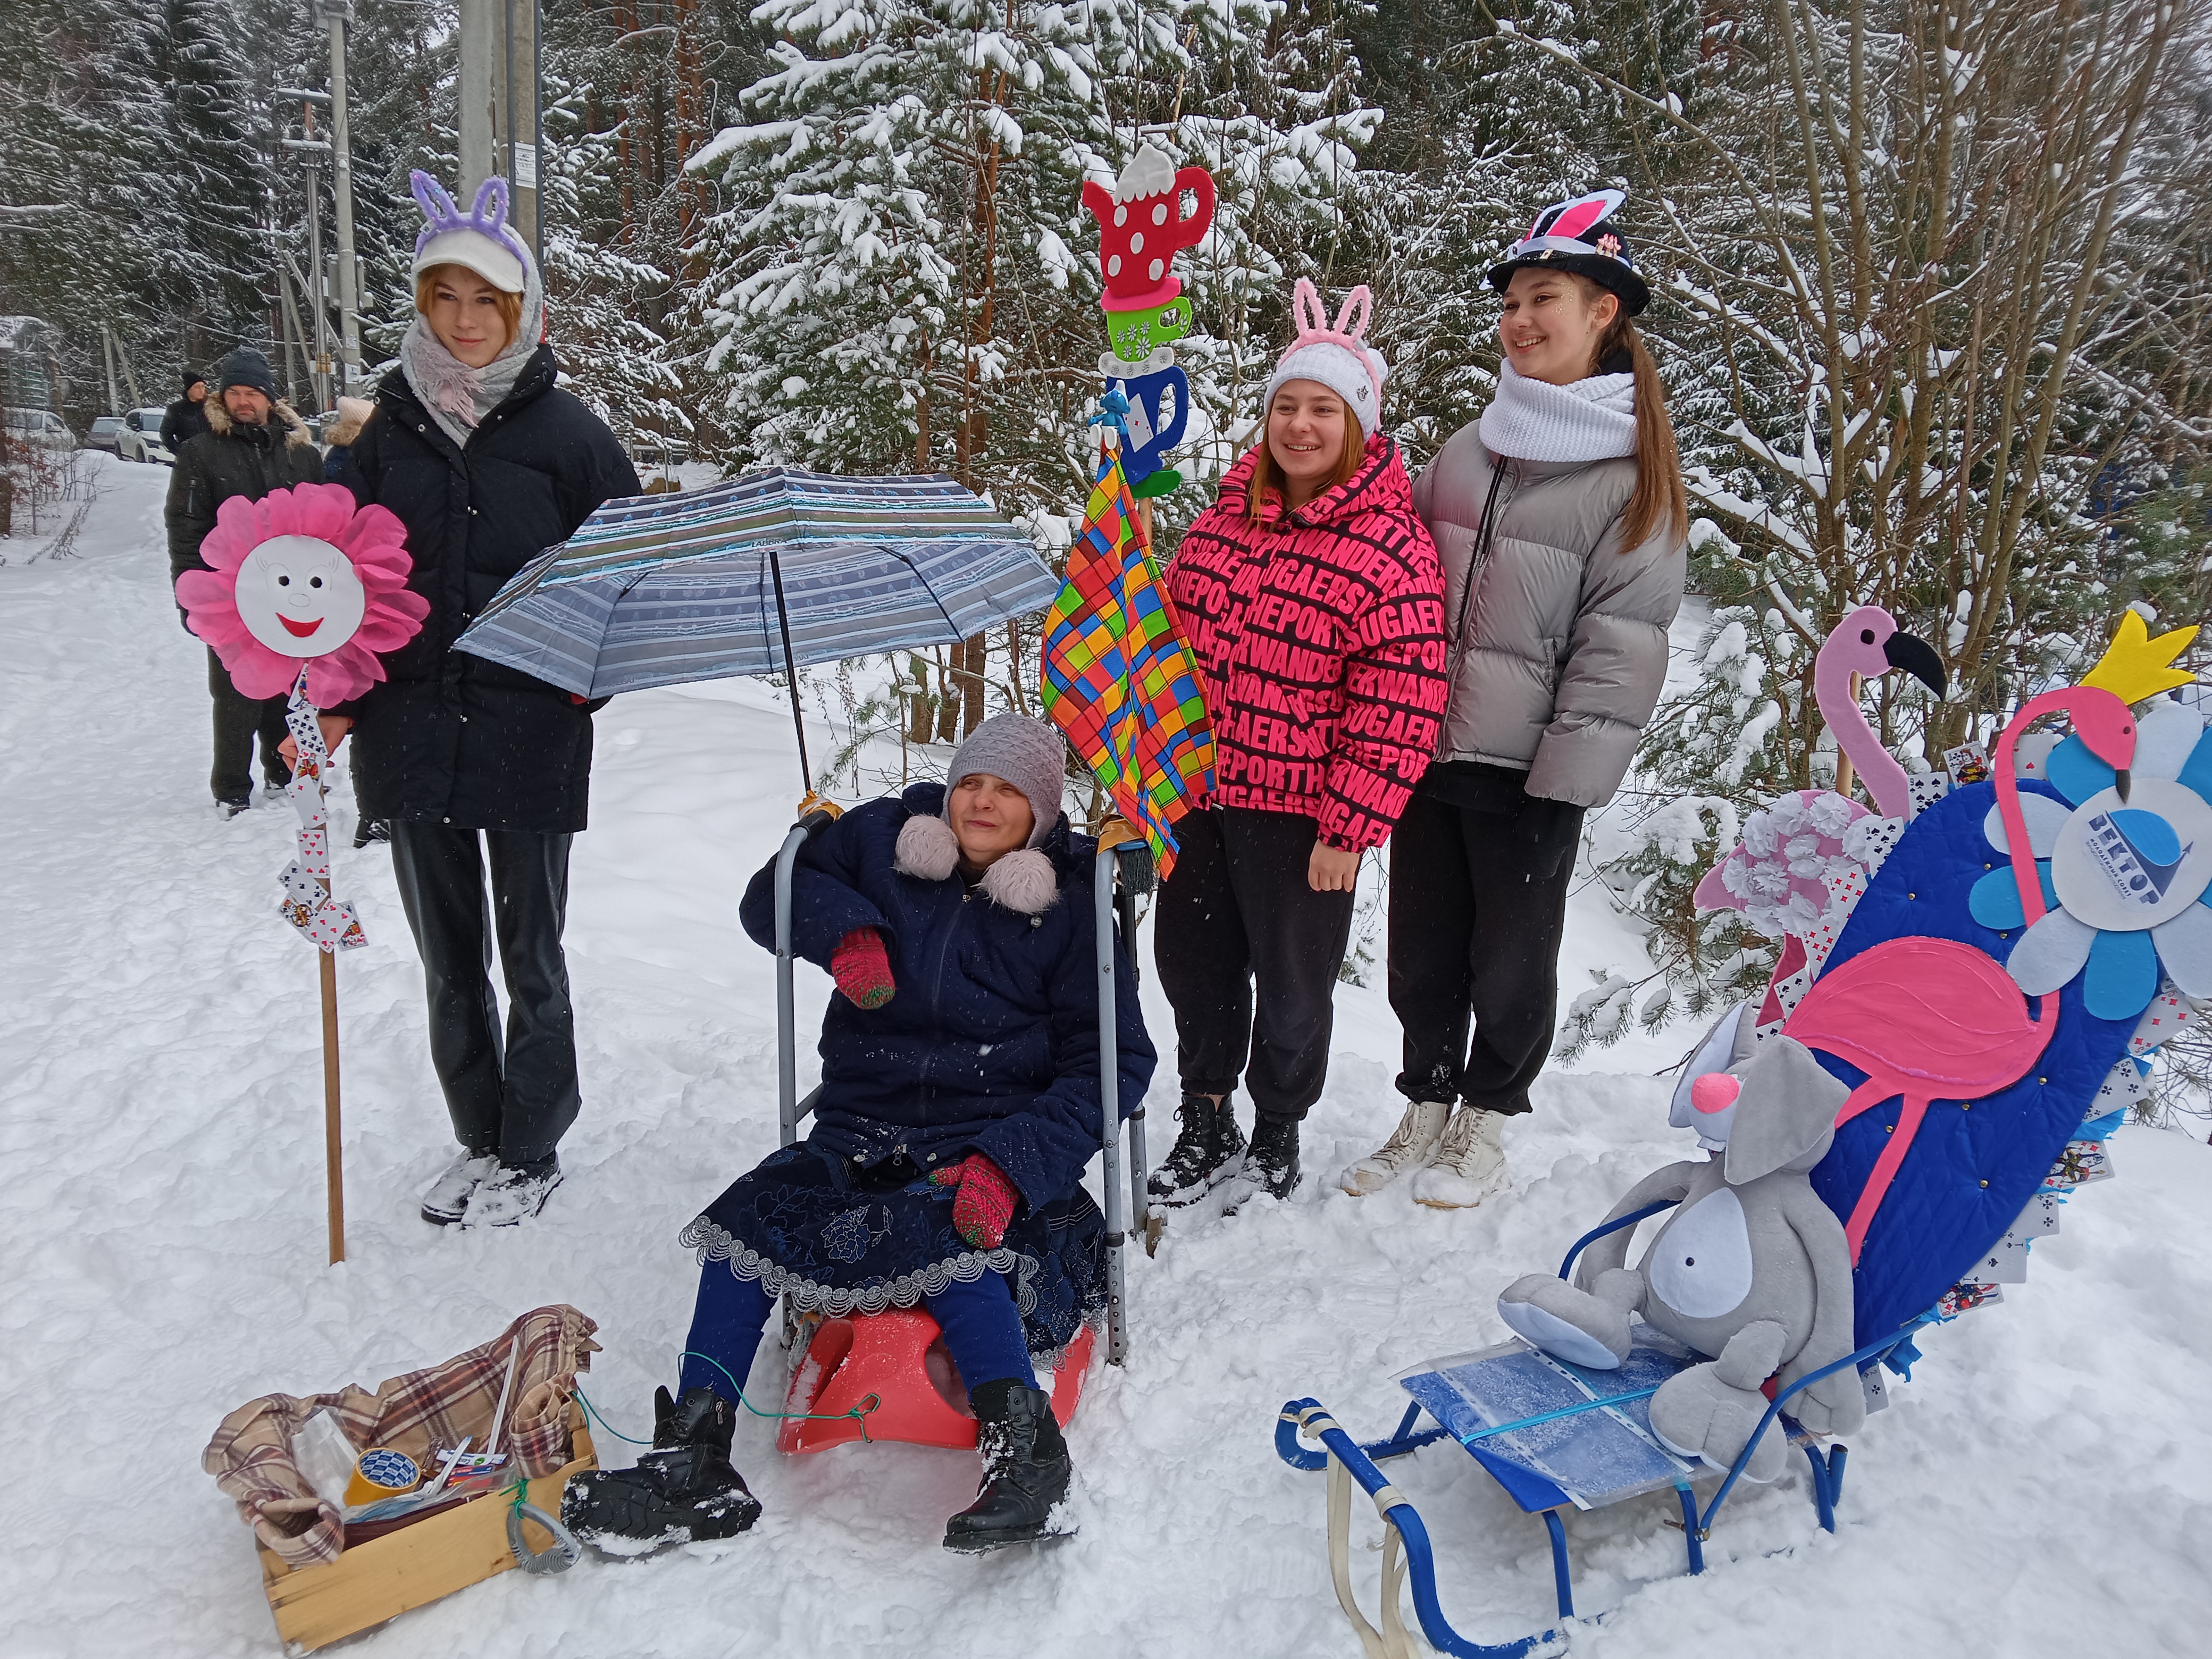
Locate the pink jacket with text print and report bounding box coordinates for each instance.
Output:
[1166,433,1449,851]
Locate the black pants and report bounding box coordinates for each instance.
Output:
[389,822,581,1164]
[208,649,291,803]
[1386,792,1583,1115]
[1154,807,1354,1121]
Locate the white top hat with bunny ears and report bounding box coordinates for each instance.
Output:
[1261,279,1388,435]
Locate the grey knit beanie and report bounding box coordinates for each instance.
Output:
[943,713,1067,849]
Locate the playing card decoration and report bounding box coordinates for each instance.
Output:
[177,483,423,957]
[1081,144,1214,498]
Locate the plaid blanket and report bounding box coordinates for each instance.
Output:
[202,1304,598,1569]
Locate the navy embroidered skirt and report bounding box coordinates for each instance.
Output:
[679,1142,1105,1361]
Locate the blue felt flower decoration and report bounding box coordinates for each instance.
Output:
[1971,701,2212,1020]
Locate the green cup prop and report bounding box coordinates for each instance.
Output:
[1104,297,1195,365]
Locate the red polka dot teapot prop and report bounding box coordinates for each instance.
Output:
[1081,143,1216,311]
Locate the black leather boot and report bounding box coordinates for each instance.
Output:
[942,1380,1076,1552]
[1246,1113,1301,1200]
[561,1385,763,1553]
[1146,1094,1247,1207]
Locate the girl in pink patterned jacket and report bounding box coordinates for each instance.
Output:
[1150,280,1449,1208]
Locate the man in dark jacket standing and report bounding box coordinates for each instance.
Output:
[161,370,212,453]
[165,348,324,815]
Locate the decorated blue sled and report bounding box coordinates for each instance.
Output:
[1274,1201,1925,1657]
[1273,611,2205,1656]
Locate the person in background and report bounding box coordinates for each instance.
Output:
[1147,280,1449,1208]
[161,370,211,454]
[1342,191,1688,1210]
[164,348,323,817]
[563,715,1153,1556]
[310,172,639,1229]
[321,395,374,482]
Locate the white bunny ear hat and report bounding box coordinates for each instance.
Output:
[1261,278,1387,433]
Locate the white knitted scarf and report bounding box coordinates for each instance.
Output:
[1479,361,1637,463]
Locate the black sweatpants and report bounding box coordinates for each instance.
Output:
[208,648,291,803]
[389,822,581,1165]
[1386,791,1583,1115]
[1154,807,1355,1122]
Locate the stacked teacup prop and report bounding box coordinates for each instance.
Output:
[178,482,426,1262]
[1080,144,1214,498]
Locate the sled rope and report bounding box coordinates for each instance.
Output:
[573,1352,882,1447]
[1325,1451,1415,1659]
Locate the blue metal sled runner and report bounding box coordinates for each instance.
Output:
[1272,1203,1925,1657]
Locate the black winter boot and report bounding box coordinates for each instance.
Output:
[1246,1113,1301,1200]
[1146,1094,1247,1207]
[560,1386,763,1554]
[942,1380,1075,1553]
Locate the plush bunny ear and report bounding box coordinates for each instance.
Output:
[1290,276,1328,340]
[470,176,511,233]
[1722,1035,1853,1184]
[410,169,461,227]
[1331,285,1373,345]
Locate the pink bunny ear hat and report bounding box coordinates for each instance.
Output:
[1261,279,1387,433]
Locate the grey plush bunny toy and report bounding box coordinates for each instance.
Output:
[1496,1033,1864,1484]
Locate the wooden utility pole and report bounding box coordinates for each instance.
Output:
[458,0,542,266]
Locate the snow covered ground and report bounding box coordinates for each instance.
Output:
[4,456,2209,1659]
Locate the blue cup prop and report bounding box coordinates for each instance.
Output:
[1111,365,1190,487]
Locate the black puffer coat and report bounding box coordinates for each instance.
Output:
[336,346,640,832]
[164,400,323,601]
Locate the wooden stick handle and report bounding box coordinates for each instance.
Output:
[320,943,343,1263]
[315,763,345,1266]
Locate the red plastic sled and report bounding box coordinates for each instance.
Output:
[778,1310,1096,1455]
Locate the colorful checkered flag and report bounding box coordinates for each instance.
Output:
[1041,446,1214,878]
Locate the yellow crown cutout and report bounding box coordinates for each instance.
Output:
[2081,610,2199,706]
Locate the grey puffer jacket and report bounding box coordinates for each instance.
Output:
[1412,423,1686,808]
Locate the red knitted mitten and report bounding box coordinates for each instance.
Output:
[931,1153,1018,1250]
[830,927,895,1009]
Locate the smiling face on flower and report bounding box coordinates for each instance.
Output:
[1972,699,2212,1020]
[233,534,368,659]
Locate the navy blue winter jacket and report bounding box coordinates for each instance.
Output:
[738,784,1157,1210]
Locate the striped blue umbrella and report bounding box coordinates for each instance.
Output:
[455,467,1061,786]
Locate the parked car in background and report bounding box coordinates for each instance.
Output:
[115,407,172,465]
[5,407,75,453]
[86,414,125,453]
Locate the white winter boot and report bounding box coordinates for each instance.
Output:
[1411,1106,1510,1210]
[1338,1099,1452,1196]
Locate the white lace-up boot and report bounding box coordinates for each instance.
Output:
[1337,1099,1452,1196]
[419,1150,499,1226]
[1411,1106,1510,1209]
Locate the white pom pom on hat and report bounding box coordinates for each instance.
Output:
[894,814,960,882]
[979,849,1060,916]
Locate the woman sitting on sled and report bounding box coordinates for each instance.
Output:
[565,715,1155,1554]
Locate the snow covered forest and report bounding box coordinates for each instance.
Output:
[5,0,2211,1047]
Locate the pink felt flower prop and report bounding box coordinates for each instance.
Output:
[176,483,428,707]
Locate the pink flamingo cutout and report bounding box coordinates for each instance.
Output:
[1812,605,1948,818]
[1784,686,2137,1260]
[1693,607,1946,1026]
[1693,607,1943,918]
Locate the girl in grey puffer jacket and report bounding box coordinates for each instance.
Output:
[1339,190,1689,1211]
